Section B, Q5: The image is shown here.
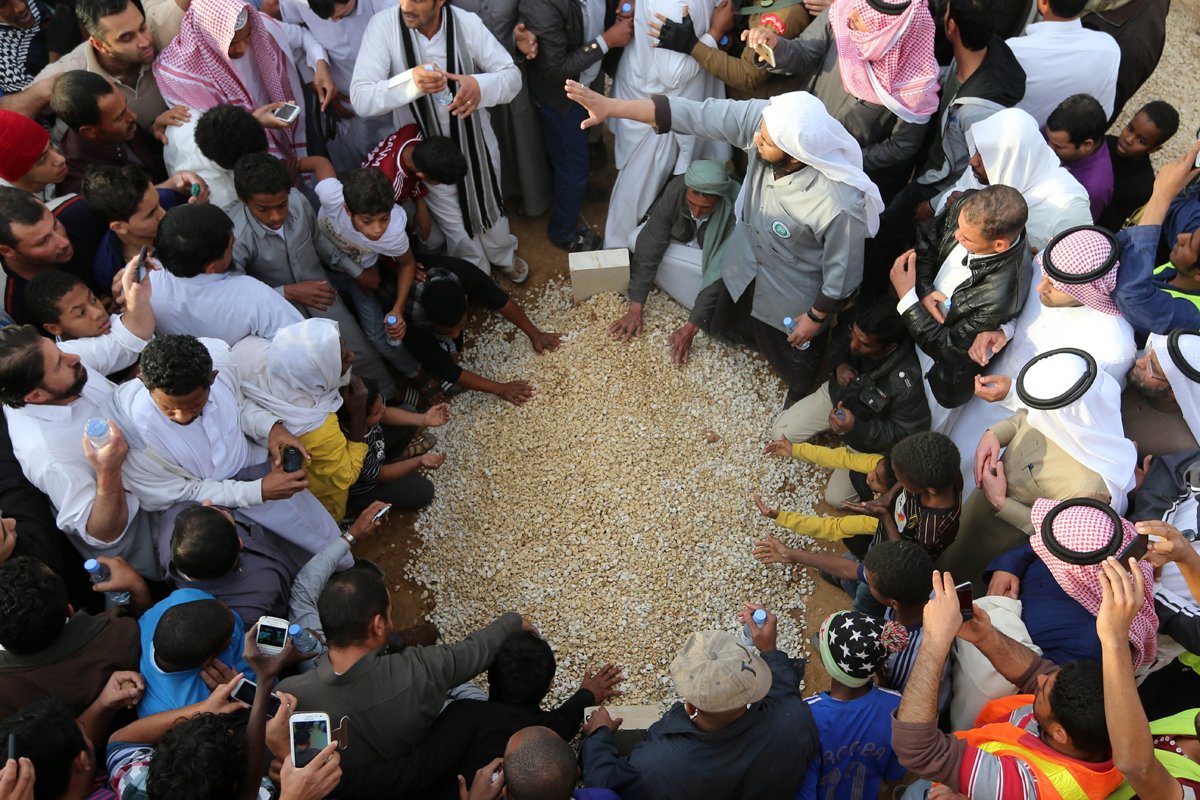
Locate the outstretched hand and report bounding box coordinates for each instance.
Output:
[564,80,611,130]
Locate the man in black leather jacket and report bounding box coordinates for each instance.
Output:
[890,186,1031,416]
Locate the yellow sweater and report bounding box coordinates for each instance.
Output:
[774,443,883,541]
[298,413,369,521]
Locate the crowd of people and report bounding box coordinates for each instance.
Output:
[0,0,1197,794]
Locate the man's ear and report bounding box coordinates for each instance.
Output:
[209,369,219,386]
[72,748,91,775]
[0,244,17,262]
[1045,719,1069,746]
[78,123,102,142]
[22,387,48,405]
[43,321,64,338]
[109,220,129,237]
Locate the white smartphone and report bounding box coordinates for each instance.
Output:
[231,677,283,717]
[273,102,301,125]
[255,616,290,655]
[371,503,393,523]
[290,712,331,769]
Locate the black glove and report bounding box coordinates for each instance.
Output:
[656,12,699,54]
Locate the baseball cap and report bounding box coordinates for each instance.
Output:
[669,630,772,713]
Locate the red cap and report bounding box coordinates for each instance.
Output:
[0,110,49,183]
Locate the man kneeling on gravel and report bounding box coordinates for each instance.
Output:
[403,256,563,406]
[579,605,819,798]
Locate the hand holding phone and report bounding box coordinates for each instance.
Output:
[256,616,291,655]
[281,446,303,473]
[371,503,392,524]
[273,102,301,125]
[955,582,974,621]
[231,677,283,717]
[136,245,148,283]
[290,712,331,769]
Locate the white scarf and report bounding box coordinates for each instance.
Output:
[759,91,884,235]
[240,319,344,437]
[1020,350,1137,514]
[1151,331,1200,443]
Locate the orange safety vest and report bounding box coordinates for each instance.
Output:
[953,695,1125,800]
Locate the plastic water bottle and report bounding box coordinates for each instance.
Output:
[384,315,404,347]
[289,624,320,653]
[84,559,130,606]
[620,2,632,12]
[85,417,110,449]
[739,608,768,650]
[719,34,729,47]
[782,317,810,350]
[424,65,454,105]
[833,408,846,421]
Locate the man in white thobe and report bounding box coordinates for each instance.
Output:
[1006,0,1119,127]
[0,266,160,578]
[603,0,728,249]
[350,0,529,281]
[947,225,1136,486]
[109,334,352,569]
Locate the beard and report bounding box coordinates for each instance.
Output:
[45,364,88,402]
[756,150,793,169]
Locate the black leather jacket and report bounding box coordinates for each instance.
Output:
[904,191,1031,409]
[825,318,931,454]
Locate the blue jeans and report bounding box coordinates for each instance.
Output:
[329,271,421,377]
[535,99,589,246]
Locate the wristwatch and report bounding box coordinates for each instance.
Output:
[341,531,356,546]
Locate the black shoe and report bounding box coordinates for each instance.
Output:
[552,228,603,253]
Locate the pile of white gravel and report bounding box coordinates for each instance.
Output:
[405,281,826,706]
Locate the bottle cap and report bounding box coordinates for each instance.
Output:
[84,558,100,572]
[288,624,302,635]
[752,608,768,624]
[424,64,436,72]
[621,2,631,10]
[783,316,794,326]
[85,417,108,437]
[386,315,398,325]
[719,35,729,46]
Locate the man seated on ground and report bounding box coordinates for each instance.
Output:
[110,334,351,568]
[985,497,1159,669]
[136,588,249,717]
[163,103,273,213]
[1124,330,1200,459]
[148,203,304,343]
[893,571,1123,800]
[344,632,625,798]
[1114,142,1200,336]
[581,608,817,799]
[607,159,739,366]
[944,348,1137,588]
[1044,94,1113,222]
[229,153,395,399]
[890,186,1030,427]
[0,556,140,720]
[50,70,167,196]
[0,109,69,206]
[82,163,190,290]
[0,288,159,577]
[277,567,530,771]
[1098,100,1178,231]
[403,258,564,405]
[770,300,929,485]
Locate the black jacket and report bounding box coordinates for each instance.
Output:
[905,191,1031,409]
[521,0,607,111]
[825,319,931,454]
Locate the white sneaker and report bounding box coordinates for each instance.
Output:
[497,256,530,284]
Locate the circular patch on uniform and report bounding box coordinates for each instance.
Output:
[771,220,790,238]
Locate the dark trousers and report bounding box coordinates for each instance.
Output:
[862,180,942,298]
[535,99,589,246]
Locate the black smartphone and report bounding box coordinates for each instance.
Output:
[281,446,303,473]
[955,582,973,620]
[6,732,15,762]
[136,245,148,283]
[231,677,282,717]
[1117,534,1149,565]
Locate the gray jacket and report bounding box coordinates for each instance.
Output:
[765,11,927,173]
[655,96,869,331]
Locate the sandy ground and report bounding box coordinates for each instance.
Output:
[356,2,1200,698]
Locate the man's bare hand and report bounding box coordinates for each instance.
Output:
[283,280,337,311]
[564,80,614,130]
[668,322,699,365]
[919,290,947,324]
[974,374,1012,403]
[580,663,625,703]
[608,306,644,341]
[968,330,1007,366]
[497,381,534,405]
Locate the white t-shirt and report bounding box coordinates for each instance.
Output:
[314,177,409,271]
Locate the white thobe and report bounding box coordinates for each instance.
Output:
[163,116,238,213]
[149,269,304,345]
[1006,20,1120,127]
[350,6,522,273]
[57,314,148,375]
[112,338,350,567]
[279,0,397,170]
[945,262,1136,489]
[896,243,975,433]
[4,334,159,578]
[603,0,728,248]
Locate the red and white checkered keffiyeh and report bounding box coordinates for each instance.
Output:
[1041,228,1121,316]
[829,0,939,124]
[153,0,300,156]
[1030,498,1158,668]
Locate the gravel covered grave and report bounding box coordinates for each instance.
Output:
[405,281,828,706]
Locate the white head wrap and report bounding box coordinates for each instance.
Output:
[960,108,1091,250]
[1150,330,1200,441]
[1019,350,1138,514]
[760,91,884,236]
[241,318,344,436]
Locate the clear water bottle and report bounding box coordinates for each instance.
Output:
[288,624,320,653]
[85,417,110,448]
[84,559,130,606]
[424,65,454,106]
[620,2,632,12]
[384,315,404,347]
[719,34,729,47]
[739,608,768,650]
[782,317,810,350]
